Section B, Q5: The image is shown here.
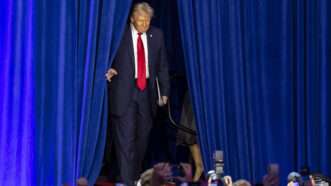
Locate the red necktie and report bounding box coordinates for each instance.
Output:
[136,32,146,91]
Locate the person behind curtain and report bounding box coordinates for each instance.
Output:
[177,91,204,182]
[105,2,170,186]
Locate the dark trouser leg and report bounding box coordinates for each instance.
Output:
[111,102,137,186]
[134,89,153,178]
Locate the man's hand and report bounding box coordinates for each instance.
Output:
[223,176,233,186]
[157,96,168,107]
[309,175,316,186]
[105,68,118,82]
[162,96,168,105]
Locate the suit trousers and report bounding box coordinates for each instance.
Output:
[111,86,153,186]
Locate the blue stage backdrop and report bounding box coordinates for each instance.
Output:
[1,0,132,185]
[177,0,331,183]
[0,0,36,185]
[1,0,331,185]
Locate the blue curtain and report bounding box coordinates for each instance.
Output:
[177,0,331,184]
[0,0,36,185]
[0,0,131,185]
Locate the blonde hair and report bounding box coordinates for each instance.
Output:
[233,179,251,186]
[140,168,153,186]
[132,2,154,18]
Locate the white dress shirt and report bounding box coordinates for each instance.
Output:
[131,24,149,79]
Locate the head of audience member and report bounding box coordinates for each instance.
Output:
[77,177,88,186]
[148,162,172,186]
[233,179,252,186]
[287,172,303,185]
[263,163,280,186]
[140,168,154,186]
[139,162,195,186]
[267,164,279,176]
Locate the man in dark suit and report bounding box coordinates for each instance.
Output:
[105,2,169,185]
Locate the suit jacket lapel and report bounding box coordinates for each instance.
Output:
[146,29,152,69]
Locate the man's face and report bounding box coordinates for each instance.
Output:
[131,11,151,33]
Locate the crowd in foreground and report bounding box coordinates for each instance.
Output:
[65,163,330,186]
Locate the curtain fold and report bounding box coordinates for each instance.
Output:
[177,0,331,183]
[1,0,132,185]
[0,0,36,185]
[74,0,132,183]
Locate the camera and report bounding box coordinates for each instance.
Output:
[207,150,225,186]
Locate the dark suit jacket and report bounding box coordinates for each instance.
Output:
[109,25,170,117]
